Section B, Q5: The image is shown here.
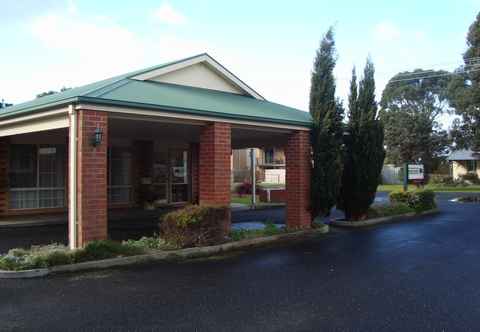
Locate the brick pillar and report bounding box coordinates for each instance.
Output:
[0,138,8,216]
[285,130,311,229]
[76,110,108,246]
[189,143,199,204]
[199,122,231,233]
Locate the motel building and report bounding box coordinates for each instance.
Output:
[0,54,312,249]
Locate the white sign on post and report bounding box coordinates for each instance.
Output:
[408,164,424,180]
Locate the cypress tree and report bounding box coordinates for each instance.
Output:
[309,28,344,220]
[338,58,385,220]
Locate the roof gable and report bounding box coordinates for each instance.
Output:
[130,53,264,100]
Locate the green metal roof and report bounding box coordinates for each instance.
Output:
[0,54,312,127]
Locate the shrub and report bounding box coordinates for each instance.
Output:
[460,173,480,185]
[389,189,436,212]
[123,235,168,250]
[429,174,455,186]
[229,222,283,241]
[160,205,230,248]
[236,181,253,197]
[71,240,144,263]
[367,203,413,218]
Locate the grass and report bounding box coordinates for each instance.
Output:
[231,195,260,205]
[231,194,284,207]
[378,184,480,193]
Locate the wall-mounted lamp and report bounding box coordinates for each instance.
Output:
[91,127,103,147]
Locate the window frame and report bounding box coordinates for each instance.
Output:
[9,144,66,210]
[107,147,133,205]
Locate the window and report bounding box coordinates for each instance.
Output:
[264,148,275,164]
[9,145,66,209]
[466,160,477,173]
[108,147,132,204]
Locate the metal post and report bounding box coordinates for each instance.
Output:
[250,148,256,208]
[403,162,409,192]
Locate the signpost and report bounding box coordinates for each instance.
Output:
[403,163,425,191]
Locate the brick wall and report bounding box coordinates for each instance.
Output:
[0,138,8,216]
[199,122,231,205]
[76,110,108,246]
[285,130,311,229]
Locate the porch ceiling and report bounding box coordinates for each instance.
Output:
[109,117,203,142]
[109,114,291,149]
[231,126,290,149]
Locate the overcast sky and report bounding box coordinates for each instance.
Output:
[1,0,478,126]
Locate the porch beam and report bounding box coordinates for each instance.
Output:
[68,105,78,249]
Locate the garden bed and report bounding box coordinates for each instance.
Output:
[0,224,329,278]
[330,208,439,227]
[331,189,438,227]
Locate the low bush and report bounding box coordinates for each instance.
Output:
[236,181,254,197]
[429,174,455,186]
[0,240,145,271]
[367,203,413,219]
[230,222,284,241]
[389,189,436,212]
[123,235,169,250]
[160,205,230,248]
[459,173,480,185]
[71,240,144,263]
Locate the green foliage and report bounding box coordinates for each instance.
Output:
[367,203,414,218]
[0,241,144,271]
[70,240,144,263]
[447,12,480,150]
[338,59,386,220]
[229,222,284,241]
[389,190,436,212]
[123,235,168,250]
[160,205,230,248]
[459,172,480,184]
[379,69,450,172]
[309,27,345,219]
[428,174,455,186]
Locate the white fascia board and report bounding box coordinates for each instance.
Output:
[131,54,265,101]
[0,108,69,137]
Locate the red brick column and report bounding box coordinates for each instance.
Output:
[0,138,8,216]
[189,143,199,204]
[199,122,231,233]
[76,110,108,246]
[285,130,311,229]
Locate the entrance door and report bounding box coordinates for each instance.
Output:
[152,149,189,204]
[170,150,188,203]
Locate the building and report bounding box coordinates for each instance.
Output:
[448,149,480,179]
[0,53,312,248]
[232,147,285,184]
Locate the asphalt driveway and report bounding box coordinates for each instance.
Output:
[1,192,480,331]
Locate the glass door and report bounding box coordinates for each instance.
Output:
[170,150,188,203]
[152,150,169,205]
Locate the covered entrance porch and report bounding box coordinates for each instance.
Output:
[0,107,311,249]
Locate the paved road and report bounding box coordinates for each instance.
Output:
[2,192,480,331]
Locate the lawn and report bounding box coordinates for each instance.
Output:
[231,195,260,205]
[231,194,285,207]
[378,184,480,192]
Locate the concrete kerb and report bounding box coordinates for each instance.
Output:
[330,209,440,228]
[0,224,329,279]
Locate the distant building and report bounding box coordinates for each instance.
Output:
[232,148,286,184]
[448,149,480,179]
